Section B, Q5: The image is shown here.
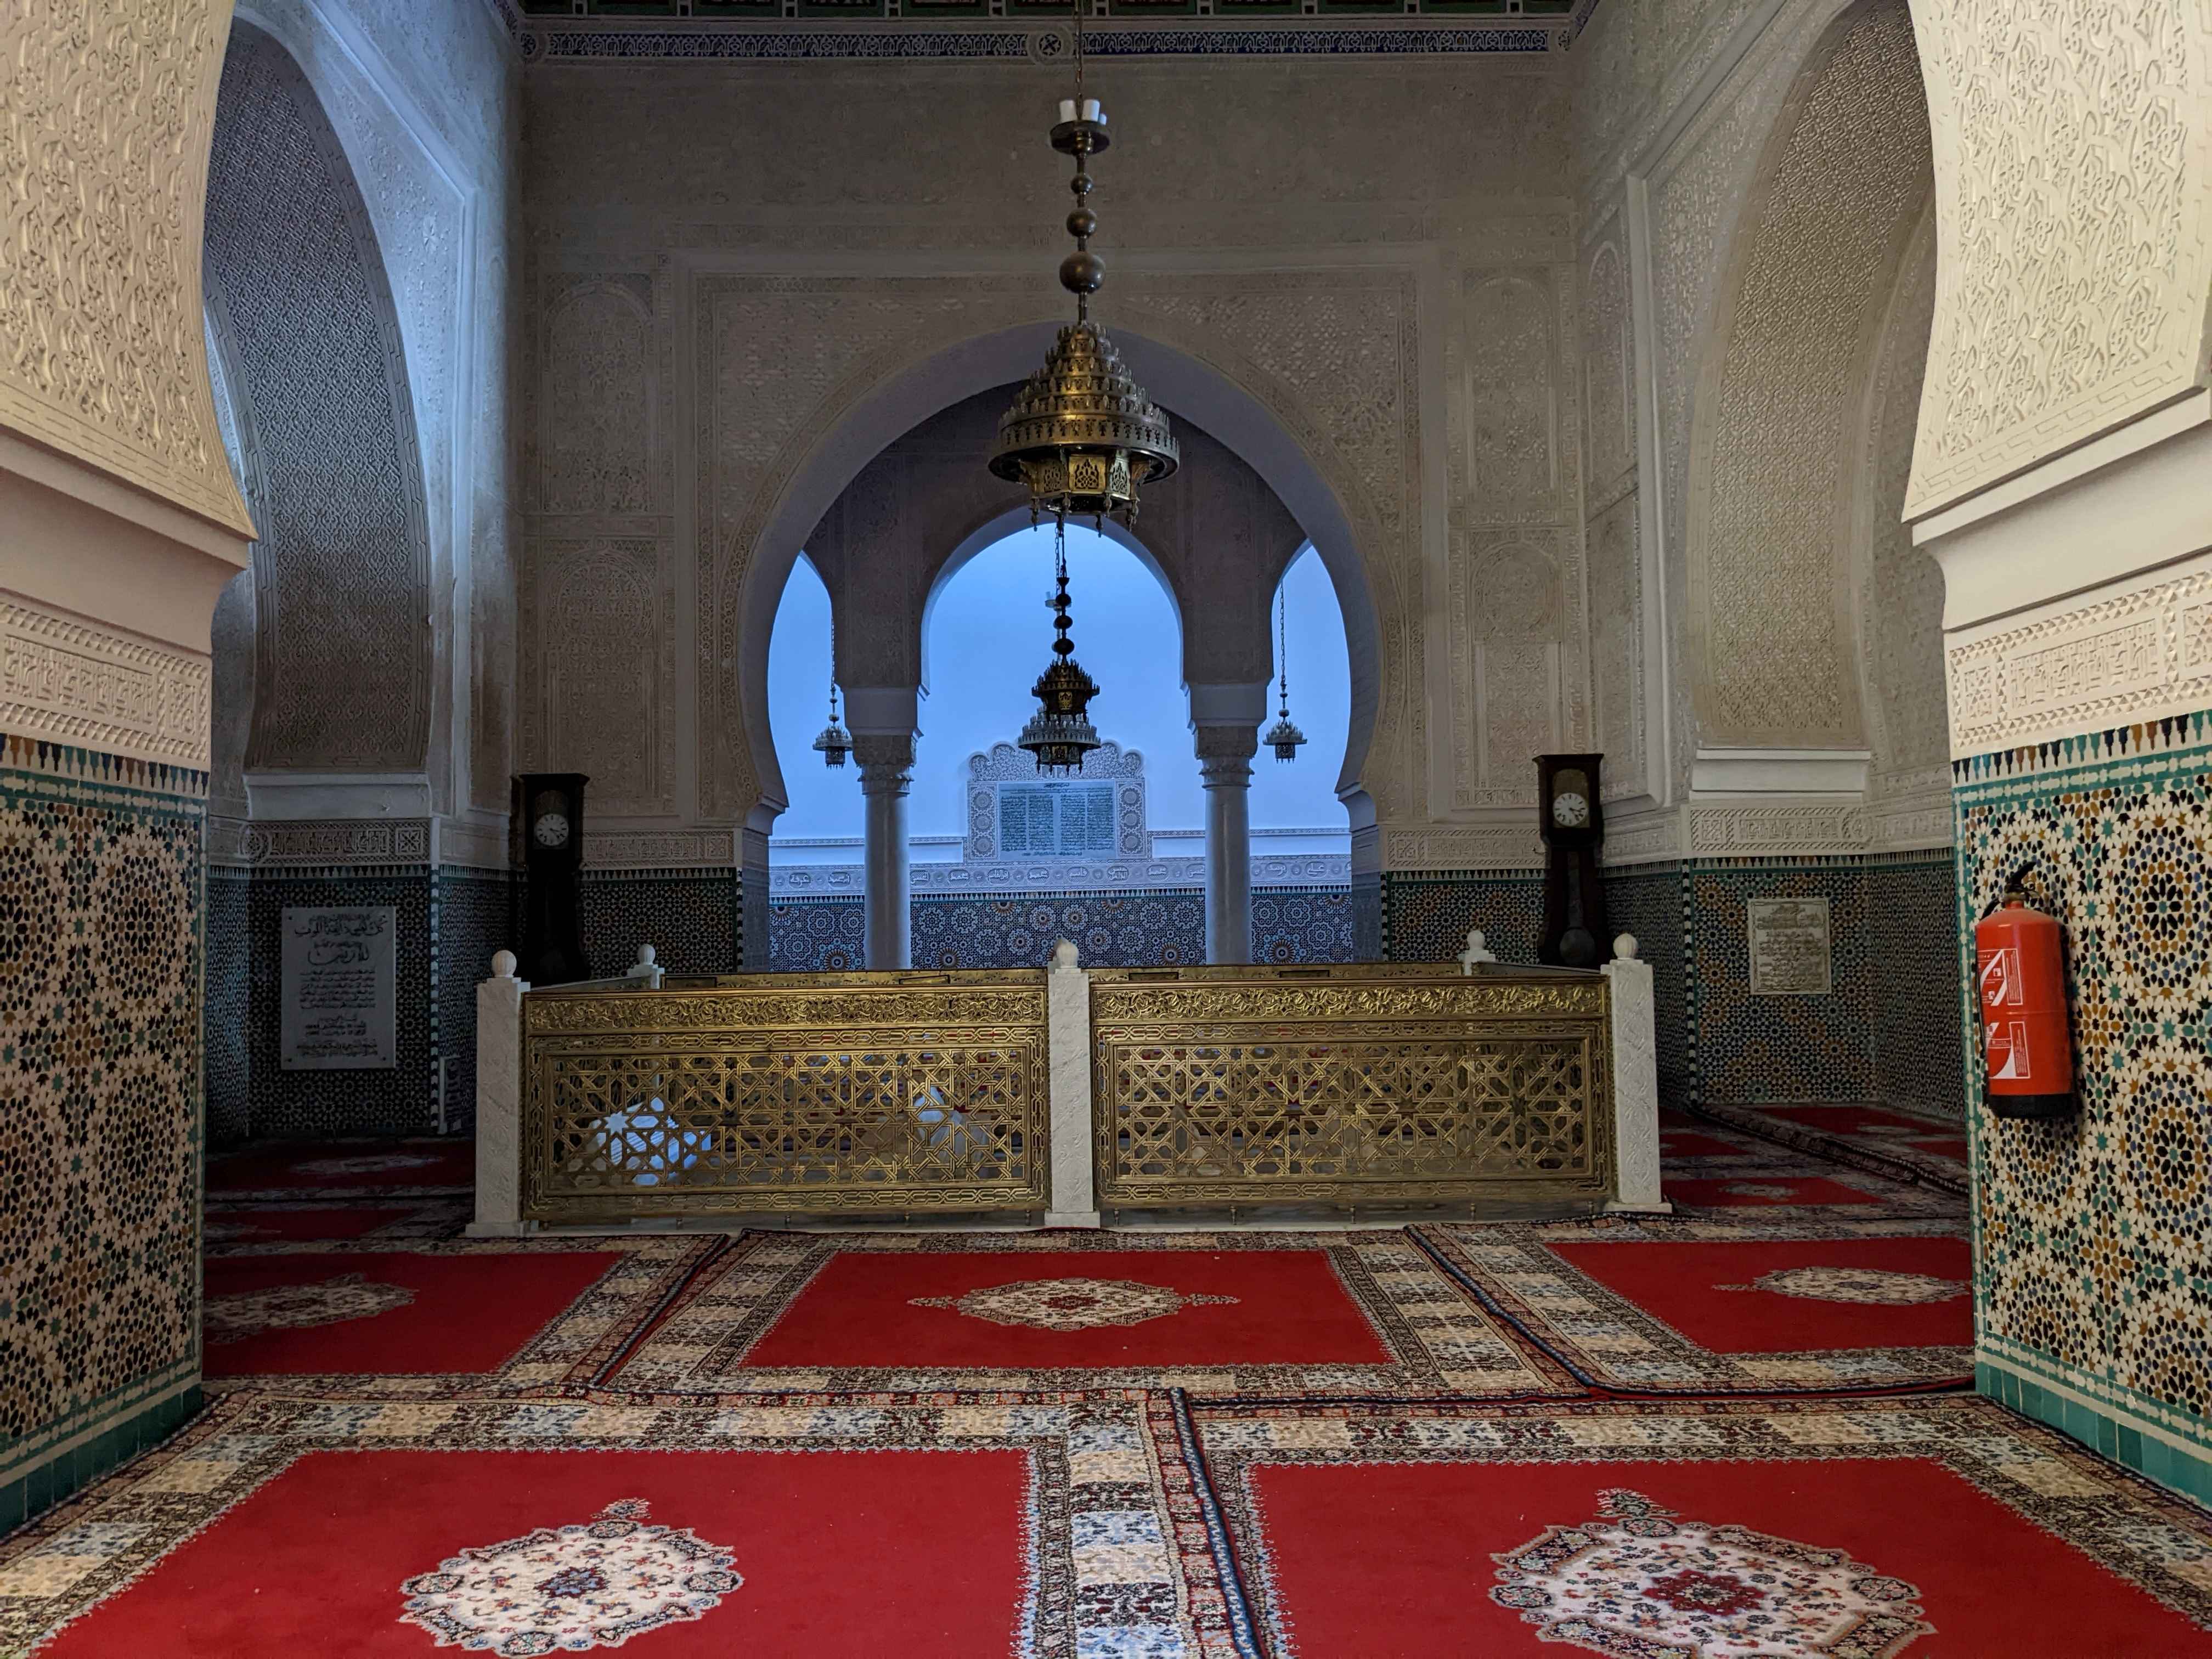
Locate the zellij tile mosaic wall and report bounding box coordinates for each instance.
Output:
[0,738,205,1516]
[767,888,1355,971]
[1957,721,2212,1472]
[1379,857,1961,1118]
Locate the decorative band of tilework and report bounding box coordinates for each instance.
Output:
[0,732,208,798]
[1953,708,2212,785]
[517,23,1559,64]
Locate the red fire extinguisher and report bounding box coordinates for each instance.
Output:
[1974,874,2077,1119]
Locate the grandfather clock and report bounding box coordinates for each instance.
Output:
[1537,754,1611,968]
[514,772,588,985]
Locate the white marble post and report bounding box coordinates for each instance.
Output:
[855,733,915,970]
[1197,730,1257,964]
[1044,939,1100,1227]
[1601,935,1670,1214]
[1190,683,1267,967]
[469,950,533,1237]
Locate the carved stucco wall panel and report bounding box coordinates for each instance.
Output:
[535,275,661,515]
[1582,239,1635,498]
[685,266,1424,830]
[531,59,1566,224]
[204,25,432,772]
[1946,554,2212,758]
[1464,271,1562,521]
[522,534,675,817]
[0,0,249,535]
[519,266,675,818]
[1686,1,1929,751]
[1588,492,1642,798]
[0,595,213,768]
[1906,0,2212,514]
[1857,205,1950,808]
[1452,532,1567,811]
[1573,0,1796,205]
[202,294,262,815]
[1442,245,1587,821]
[1119,270,1423,821]
[236,0,519,819]
[1646,13,1821,797]
[693,274,1048,821]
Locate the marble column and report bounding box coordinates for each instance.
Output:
[1196,725,1259,964]
[855,732,915,970]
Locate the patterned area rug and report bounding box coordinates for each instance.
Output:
[1657,1112,1960,1217]
[9,1134,2207,1652]
[1696,1101,1972,1195]
[199,1237,720,1395]
[1173,1394,2212,1658]
[1423,1219,1973,1392]
[202,1199,468,1243]
[206,1137,477,1199]
[604,1231,1567,1398]
[0,1391,1163,1658]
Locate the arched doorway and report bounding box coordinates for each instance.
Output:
[720,324,1394,963]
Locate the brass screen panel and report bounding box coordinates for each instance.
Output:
[521,974,1049,1220]
[1090,968,1610,1209]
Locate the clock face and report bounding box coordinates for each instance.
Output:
[1551,791,1590,829]
[533,812,570,849]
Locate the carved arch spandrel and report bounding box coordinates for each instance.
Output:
[695,274,1410,839]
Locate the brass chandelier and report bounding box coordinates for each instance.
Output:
[995,5,1178,774]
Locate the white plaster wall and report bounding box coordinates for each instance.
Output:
[520,52,1587,874]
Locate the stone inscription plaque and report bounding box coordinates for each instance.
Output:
[1747,897,1832,996]
[280,906,398,1069]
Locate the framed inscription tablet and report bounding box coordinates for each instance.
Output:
[1747,897,1832,996]
[280,906,398,1069]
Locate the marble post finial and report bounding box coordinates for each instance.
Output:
[1051,938,1080,971]
[492,949,517,979]
[1457,927,1497,974]
[1613,934,1639,961]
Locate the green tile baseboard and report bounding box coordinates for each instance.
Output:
[1979,1359,2212,1510]
[0,1384,203,1534]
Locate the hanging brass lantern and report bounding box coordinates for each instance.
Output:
[812,688,851,769]
[988,17,1178,528]
[1017,543,1101,774]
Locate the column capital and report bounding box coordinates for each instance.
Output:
[1194,721,1258,787]
[853,732,916,793]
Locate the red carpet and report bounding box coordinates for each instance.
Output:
[1240,1447,2205,1657]
[202,1249,619,1376]
[1657,1129,1757,1160]
[1666,1175,1883,1207]
[207,1138,473,1194]
[1546,1235,1972,1352]
[743,1246,1393,1370]
[204,1206,425,1243]
[1698,1102,1972,1194]
[1765,1103,1967,1153]
[37,1446,1030,1657]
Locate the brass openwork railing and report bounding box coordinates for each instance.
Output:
[520,971,1050,1222]
[1088,964,1611,1212]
